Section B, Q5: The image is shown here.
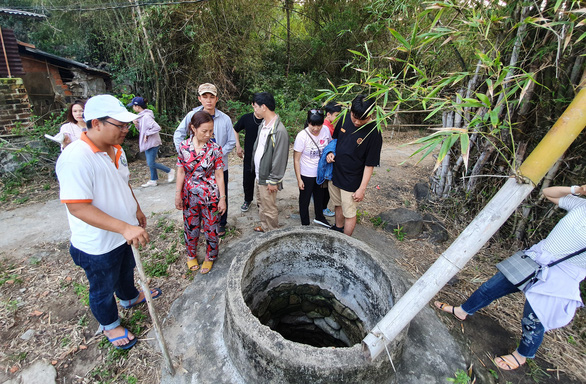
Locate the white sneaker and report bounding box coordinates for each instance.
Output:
[142,180,158,187]
[167,169,176,183]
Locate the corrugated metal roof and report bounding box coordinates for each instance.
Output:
[18,42,111,77]
[0,8,47,19]
[0,28,24,77]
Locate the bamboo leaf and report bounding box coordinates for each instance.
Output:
[460,132,470,171]
[388,28,412,50]
[476,93,490,107]
[489,109,499,127]
[435,137,453,170]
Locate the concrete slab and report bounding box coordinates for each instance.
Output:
[159,225,468,383]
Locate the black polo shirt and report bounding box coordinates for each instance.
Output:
[234,112,262,161]
[332,113,382,192]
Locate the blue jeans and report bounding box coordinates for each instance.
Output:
[145,146,171,181]
[461,272,544,358]
[70,243,140,331]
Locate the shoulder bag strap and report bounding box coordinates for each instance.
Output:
[547,246,586,268]
[304,128,322,157]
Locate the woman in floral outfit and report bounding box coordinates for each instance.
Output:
[175,111,226,274]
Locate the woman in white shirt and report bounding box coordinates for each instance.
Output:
[293,109,332,227]
[434,184,586,371]
[59,100,87,149]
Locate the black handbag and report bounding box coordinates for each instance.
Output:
[497,246,586,291]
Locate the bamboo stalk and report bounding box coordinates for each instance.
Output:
[131,246,175,376]
[362,86,586,361]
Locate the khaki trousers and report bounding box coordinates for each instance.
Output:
[256,181,279,231]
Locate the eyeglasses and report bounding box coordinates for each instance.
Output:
[310,109,324,116]
[103,120,130,131]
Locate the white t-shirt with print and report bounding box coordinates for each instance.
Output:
[293,126,331,177]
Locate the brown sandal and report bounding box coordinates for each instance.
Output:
[434,301,466,321]
[253,226,264,233]
[495,354,523,371]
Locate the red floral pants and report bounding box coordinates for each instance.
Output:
[182,201,219,261]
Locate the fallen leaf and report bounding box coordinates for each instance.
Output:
[9,365,18,373]
[51,360,58,365]
[79,345,87,350]
[65,276,72,282]
[41,291,49,297]
[31,310,43,317]
[6,280,14,285]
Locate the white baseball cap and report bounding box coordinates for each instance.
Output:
[83,95,139,123]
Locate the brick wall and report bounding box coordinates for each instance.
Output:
[0,78,33,134]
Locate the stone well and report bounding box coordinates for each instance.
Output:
[223,227,408,383]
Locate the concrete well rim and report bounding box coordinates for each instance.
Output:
[224,226,409,379]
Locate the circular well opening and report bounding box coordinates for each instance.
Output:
[224,228,408,383]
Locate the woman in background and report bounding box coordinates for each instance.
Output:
[128,96,175,187]
[175,111,226,274]
[59,100,87,150]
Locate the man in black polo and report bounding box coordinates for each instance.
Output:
[326,94,382,236]
[233,94,263,212]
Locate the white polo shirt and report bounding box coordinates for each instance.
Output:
[56,133,138,255]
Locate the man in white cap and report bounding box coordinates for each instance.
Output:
[173,83,236,236]
[56,95,162,350]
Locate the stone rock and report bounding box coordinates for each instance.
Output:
[280,314,312,325]
[295,284,320,295]
[331,298,345,314]
[341,307,358,321]
[289,294,301,305]
[324,316,341,331]
[306,311,324,319]
[301,300,317,313]
[305,295,331,308]
[275,283,295,292]
[338,330,351,346]
[19,360,57,384]
[268,296,288,313]
[423,213,449,243]
[379,208,424,237]
[314,318,339,340]
[314,306,332,317]
[414,182,429,201]
[20,329,35,341]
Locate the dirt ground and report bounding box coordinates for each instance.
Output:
[0,130,584,383]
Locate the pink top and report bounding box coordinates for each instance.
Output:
[136,109,163,152]
[293,126,331,178]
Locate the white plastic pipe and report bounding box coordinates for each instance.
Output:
[362,177,534,360]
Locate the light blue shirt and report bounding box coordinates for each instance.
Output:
[173,106,236,169]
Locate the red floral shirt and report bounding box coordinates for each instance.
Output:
[177,139,224,205]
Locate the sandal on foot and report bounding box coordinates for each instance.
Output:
[495,354,523,371]
[187,258,200,271]
[200,260,214,274]
[122,288,163,309]
[104,328,137,350]
[434,301,466,321]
